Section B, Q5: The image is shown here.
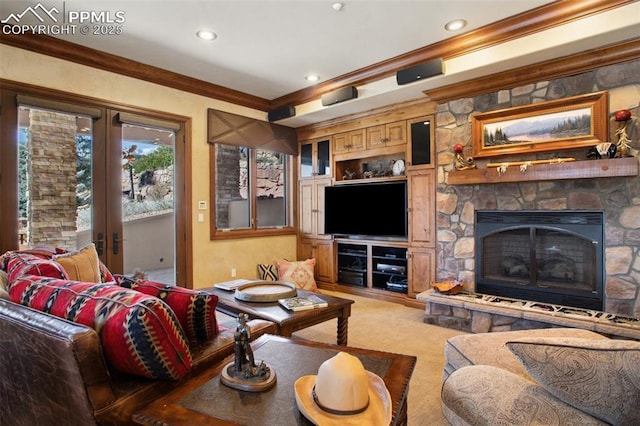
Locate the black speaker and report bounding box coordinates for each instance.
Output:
[396,58,444,85]
[268,105,296,122]
[321,86,358,106]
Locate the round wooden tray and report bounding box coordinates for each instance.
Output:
[234,281,297,302]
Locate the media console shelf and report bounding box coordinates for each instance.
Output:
[336,239,408,295]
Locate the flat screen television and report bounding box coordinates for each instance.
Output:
[324,181,408,239]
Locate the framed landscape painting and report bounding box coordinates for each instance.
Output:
[472,91,608,158]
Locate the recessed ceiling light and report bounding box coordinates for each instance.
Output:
[332,3,344,11]
[445,19,467,31]
[196,30,217,41]
[306,74,320,82]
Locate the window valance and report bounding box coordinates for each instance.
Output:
[207,109,297,155]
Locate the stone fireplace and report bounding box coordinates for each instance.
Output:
[432,60,640,322]
[475,210,604,311]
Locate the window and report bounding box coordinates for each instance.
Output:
[212,143,294,238]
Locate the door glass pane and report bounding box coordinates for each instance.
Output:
[17,107,92,251]
[121,124,175,283]
[410,120,431,166]
[215,144,251,229]
[317,139,331,176]
[300,142,313,178]
[256,149,287,228]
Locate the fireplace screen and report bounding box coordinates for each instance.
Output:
[475,210,604,310]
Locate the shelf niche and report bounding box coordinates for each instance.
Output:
[447,157,638,185]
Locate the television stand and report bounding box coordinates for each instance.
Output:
[336,239,408,295]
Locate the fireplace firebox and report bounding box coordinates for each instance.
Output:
[475,210,604,311]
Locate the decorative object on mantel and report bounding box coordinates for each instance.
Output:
[614,109,632,157]
[453,144,476,170]
[431,279,464,295]
[487,157,576,175]
[472,92,608,158]
[586,142,617,160]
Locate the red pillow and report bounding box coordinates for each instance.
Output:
[9,276,192,380]
[3,252,68,282]
[116,276,219,345]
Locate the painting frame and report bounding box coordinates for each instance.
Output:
[472,91,608,158]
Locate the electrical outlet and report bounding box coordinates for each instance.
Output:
[231,268,236,278]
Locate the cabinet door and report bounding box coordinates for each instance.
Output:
[406,115,434,170]
[408,170,435,247]
[333,132,349,154]
[299,178,331,237]
[316,139,331,177]
[298,238,334,284]
[300,138,331,179]
[408,247,435,297]
[385,121,406,146]
[299,180,314,235]
[314,239,335,283]
[334,130,365,153]
[314,178,331,236]
[299,141,314,179]
[349,129,366,151]
[366,125,386,149]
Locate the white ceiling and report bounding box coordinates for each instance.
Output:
[2,1,639,127]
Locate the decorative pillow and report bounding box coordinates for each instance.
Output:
[9,276,192,380]
[0,270,9,300]
[4,253,68,282]
[116,276,218,345]
[275,258,318,292]
[506,337,640,425]
[52,243,101,283]
[257,263,279,281]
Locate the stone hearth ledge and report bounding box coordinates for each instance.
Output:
[417,290,640,340]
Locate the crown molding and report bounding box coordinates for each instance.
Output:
[424,38,640,103]
[270,0,636,108]
[1,0,634,112]
[0,27,271,112]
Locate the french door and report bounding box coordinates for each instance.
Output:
[1,87,187,286]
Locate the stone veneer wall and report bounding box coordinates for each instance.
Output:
[434,60,640,318]
[28,110,77,249]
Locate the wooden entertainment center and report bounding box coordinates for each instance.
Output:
[297,100,436,307]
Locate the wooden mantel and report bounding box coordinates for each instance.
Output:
[447,157,638,185]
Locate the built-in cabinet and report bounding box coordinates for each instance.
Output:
[366,120,406,150]
[405,115,437,298]
[298,137,333,284]
[406,116,434,170]
[300,137,331,179]
[298,178,331,237]
[336,240,408,294]
[297,101,437,306]
[299,238,334,283]
[333,129,365,154]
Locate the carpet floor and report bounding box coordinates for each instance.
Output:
[291,290,467,426]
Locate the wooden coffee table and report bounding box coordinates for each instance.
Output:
[134,334,416,426]
[206,286,354,346]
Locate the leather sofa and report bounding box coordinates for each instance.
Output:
[0,248,276,425]
[441,328,640,425]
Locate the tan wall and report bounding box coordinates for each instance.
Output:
[0,44,297,287]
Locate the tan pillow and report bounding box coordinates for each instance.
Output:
[506,337,640,425]
[53,243,101,283]
[0,270,10,300]
[275,258,318,292]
